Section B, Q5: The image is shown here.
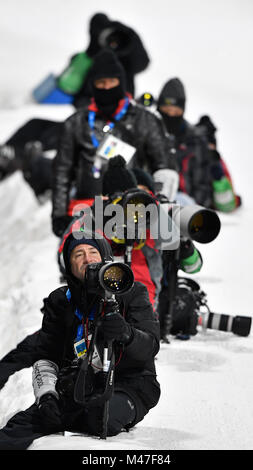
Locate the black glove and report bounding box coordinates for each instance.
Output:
[38,393,63,433]
[52,215,72,237]
[102,312,133,344]
[208,149,225,180]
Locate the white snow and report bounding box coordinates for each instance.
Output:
[0,0,253,451]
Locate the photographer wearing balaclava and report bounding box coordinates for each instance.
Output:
[157,77,215,208]
[157,77,240,211]
[52,49,179,238]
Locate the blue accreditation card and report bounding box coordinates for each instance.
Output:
[74,338,87,359]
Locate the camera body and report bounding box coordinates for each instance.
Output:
[85,260,134,298]
[171,277,252,338]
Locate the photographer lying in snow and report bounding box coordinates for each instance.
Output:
[0,230,160,449]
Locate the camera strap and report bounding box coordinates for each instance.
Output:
[73,298,115,408]
[66,288,97,360]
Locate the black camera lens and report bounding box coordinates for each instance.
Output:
[122,190,157,227]
[231,316,252,336]
[188,208,221,243]
[205,312,252,337]
[107,30,130,51]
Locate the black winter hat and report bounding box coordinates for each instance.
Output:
[158,78,186,111]
[67,238,101,263]
[131,168,155,193]
[90,49,126,86]
[102,155,137,196]
[63,229,113,277]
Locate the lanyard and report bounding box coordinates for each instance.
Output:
[88,96,130,148]
[66,288,96,342]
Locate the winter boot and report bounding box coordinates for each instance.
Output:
[22,141,43,183]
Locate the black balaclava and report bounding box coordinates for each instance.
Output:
[91,49,126,116]
[161,114,184,136]
[157,78,186,136]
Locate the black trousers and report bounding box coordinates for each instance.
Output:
[25,154,53,196]
[0,392,136,450]
[6,119,63,152]
[5,118,60,195]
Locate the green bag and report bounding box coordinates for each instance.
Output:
[57,52,93,94]
[212,176,236,212]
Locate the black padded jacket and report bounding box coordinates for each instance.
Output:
[0,282,160,424]
[52,100,177,219]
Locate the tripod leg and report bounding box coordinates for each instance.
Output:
[101,400,110,439]
[100,340,114,439]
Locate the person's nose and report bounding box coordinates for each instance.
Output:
[85,253,95,264]
[104,82,111,89]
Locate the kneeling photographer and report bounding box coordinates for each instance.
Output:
[0,230,160,450]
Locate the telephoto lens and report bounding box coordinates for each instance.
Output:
[173,205,221,243]
[99,261,134,295]
[201,312,252,337]
[85,261,134,296]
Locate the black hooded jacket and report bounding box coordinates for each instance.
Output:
[166,119,214,208]
[52,100,177,219]
[73,14,150,107]
[157,78,214,207]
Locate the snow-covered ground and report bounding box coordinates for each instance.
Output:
[0,0,253,451]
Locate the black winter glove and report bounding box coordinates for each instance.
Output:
[102,312,133,344]
[208,150,225,180]
[38,393,63,433]
[52,215,73,237]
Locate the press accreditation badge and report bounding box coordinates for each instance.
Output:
[74,338,87,359]
[97,134,136,165]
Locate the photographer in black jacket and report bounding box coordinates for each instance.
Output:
[73,12,150,107]
[157,77,239,211]
[0,230,160,450]
[52,49,179,237]
[0,12,150,185]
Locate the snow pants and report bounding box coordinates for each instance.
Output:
[6,119,62,152]
[5,118,60,196]
[0,392,136,450]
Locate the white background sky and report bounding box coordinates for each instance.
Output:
[0,0,252,451]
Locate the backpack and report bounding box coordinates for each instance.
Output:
[170,277,207,337]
